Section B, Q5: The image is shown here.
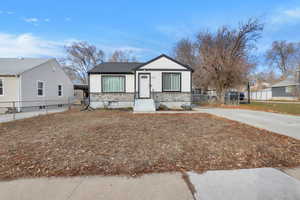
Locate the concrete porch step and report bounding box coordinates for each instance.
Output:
[133,99,156,112]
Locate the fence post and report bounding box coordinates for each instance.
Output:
[45,99,48,114]
[68,97,71,110]
[12,101,16,120]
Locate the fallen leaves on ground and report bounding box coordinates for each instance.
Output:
[0,108,299,180]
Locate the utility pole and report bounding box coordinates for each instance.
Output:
[247,81,251,104]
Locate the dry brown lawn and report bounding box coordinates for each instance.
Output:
[0,109,299,180]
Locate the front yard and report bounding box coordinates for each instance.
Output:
[0,109,299,180]
[239,102,300,115]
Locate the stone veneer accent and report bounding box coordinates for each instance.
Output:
[90,93,134,102]
[153,92,191,102]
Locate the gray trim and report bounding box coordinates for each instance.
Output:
[101,75,126,93]
[162,72,182,92]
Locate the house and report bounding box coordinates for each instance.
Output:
[271,70,300,101]
[63,66,88,104]
[0,58,74,113]
[88,54,193,111]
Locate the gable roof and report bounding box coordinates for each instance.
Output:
[133,54,194,72]
[272,77,299,87]
[88,62,143,74]
[88,54,193,74]
[0,58,51,75]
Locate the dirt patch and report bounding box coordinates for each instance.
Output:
[0,109,299,180]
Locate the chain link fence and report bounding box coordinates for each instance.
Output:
[0,98,77,122]
[192,91,247,105]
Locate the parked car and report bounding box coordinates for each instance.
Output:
[225,92,245,101]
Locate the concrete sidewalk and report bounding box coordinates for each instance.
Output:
[0,173,193,200]
[188,168,300,200]
[194,107,300,140]
[0,108,67,123]
[1,169,300,200]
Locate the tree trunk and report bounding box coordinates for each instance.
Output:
[216,89,226,104]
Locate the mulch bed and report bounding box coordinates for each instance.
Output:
[0,109,299,180]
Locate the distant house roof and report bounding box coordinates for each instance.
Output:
[88,62,143,74]
[272,78,299,87]
[0,58,51,75]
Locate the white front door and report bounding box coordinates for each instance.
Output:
[139,73,151,98]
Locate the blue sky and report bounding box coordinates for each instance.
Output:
[1,0,300,65]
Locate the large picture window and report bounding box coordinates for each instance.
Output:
[102,76,125,93]
[162,73,181,92]
[0,79,3,95]
[37,81,44,96]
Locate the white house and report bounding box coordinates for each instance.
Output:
[88,54,193,111]
[0,58,74,113]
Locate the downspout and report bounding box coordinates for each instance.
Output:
[88,73,90,107]
[18,74,22,112]
[133,70,136,106]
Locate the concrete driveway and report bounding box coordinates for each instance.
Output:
[194,107,300,140]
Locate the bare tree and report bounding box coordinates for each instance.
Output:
[265,41,297,77]
[173,39,205,88]
[65,41,105,83]
[195,19,263,103]
[109,50,137,62]
[173,38,197,66]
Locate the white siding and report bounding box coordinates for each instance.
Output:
[126,74,134,92]
[135,71,191,92]
[21,59,74,107]
[89,74,134,93]
[90,74,101,93]
[251,88,272,100]
[0,76,21,108]
[140,57,187,70]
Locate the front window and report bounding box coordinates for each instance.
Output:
[162,73,181,92]
[58,85,62,96]
[37,81,44,96]
[0,79,3,95]
[102,76,125,93]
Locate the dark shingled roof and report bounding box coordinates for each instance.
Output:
[88,62,144,74]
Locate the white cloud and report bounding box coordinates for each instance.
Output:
[0,33,65,57]
[283,8,300,18]
[271,7,300,24]
[0,10,14,15]
[24,18,39,23]
[0,32,151,60]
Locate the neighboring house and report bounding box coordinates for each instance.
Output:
[88,54,193,111]
[63,66,88,104]
[0,58,74,113]
[271,70,300,101]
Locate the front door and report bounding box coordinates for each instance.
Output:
[138,73,151,98]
